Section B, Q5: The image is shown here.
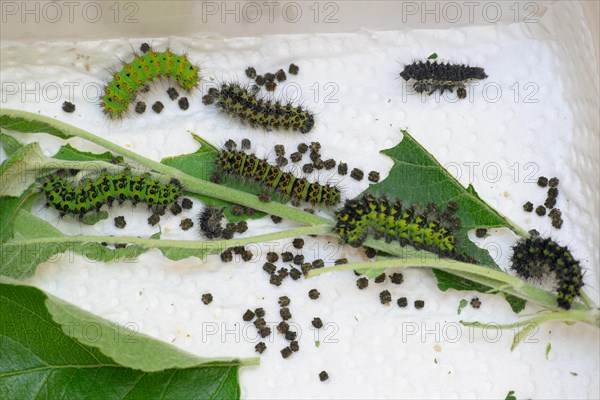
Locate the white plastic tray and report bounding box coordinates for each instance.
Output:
[1,1,598,399]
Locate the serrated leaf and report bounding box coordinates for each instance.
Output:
[0,142,48,197]
[0,210,147,280]
[0,208,221,279]
[0,186,36,243]
[53,143,123,163]
[366,130,526,311]
[0,133,24,157]
[0,112,73,139]
[0,282,255,399]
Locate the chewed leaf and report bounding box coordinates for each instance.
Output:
[366,129,527,312]
[0,142,48,197]
[53,143,123,163]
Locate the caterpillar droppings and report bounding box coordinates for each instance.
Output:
[335,194,462,258]
[40,171,182,220]
[510,236,584,309]
[204,83,315,134]
[215,147,340,206]
[400,60,487,96]
[101,46,200,118]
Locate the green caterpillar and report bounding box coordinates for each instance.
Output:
[335,194,462,258]
[215,148,340,206]
[41,171,182,219]
[203,83,315,134]
[101,46,200,118]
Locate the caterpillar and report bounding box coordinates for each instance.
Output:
[40,171,183,219]
[335,194,462,258]
[198,206,225,239]
[203,83,315,134]
[399,60,487,97]
[101,46,200,118]
[215,147,340,206]
[510,236,584,309]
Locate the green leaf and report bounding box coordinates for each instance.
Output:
[457,299,468,315]
[0,113,73,139]
[315,340,321,348]
[545,343,551,359]
[0,281,256,399]
[0,142,48,197]
[0,210,147,280]
[0,133,24,157]
[52,143,123,163]
[428,52,438,60]
[505,390,517,400]
[0,186,36,243]
[0,207,231,278]
[570,372,578,376]
[161,134,264,222]
[433,269,492,292]
[504,293,527,313]
[367,130,527,311]
[80,210,109,225]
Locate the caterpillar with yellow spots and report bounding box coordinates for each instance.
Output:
[101,44,200,118]
[215,147,340,206]
[335,194,462,258]
[40,170,183,219]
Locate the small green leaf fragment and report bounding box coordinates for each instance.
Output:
[0,132,24,156]
[80,210,108,225]
[428,53,438,60]
[315,340,320,348]
[570,372,578,376]
[505,390,517,400]
[457,299,468,315]
[0,142,48,197]
[53,143,122,163]
[545,343,551,360]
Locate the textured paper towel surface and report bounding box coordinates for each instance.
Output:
[1,7,599,400]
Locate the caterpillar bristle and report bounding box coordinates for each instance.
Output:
[101,47,201,119]
[215,143,340,207]
[198,206,225,239]
[335,194,462,259]
[40,170,183,220]
[510,236,584,309]
[203,82,315,134]
[400,60,487,97]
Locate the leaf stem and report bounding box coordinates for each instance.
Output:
[14,224,332,252]
[1,109,331,228]
[307,256,590,312]
[462,308,600,348]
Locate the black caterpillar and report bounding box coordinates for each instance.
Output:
[400,60,487,97]
[40,171,182,219]
[198,207,225,239]
[215,147,340,206]
[203,83,315,133]
[510,236,584,309]
[335,194,464,259]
